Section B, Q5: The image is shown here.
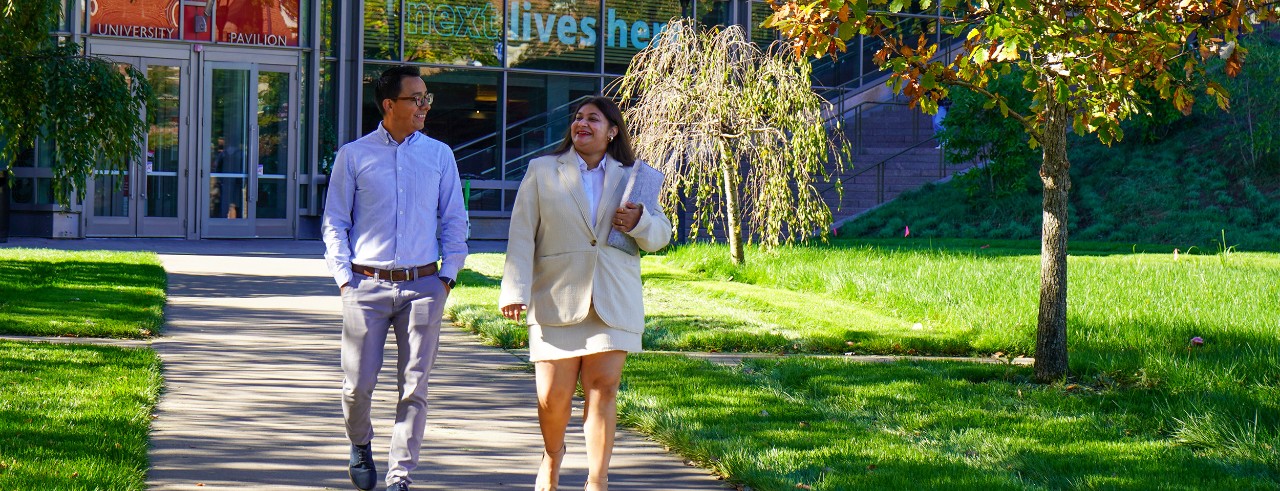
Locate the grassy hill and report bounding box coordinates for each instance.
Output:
[840,36,1280,252]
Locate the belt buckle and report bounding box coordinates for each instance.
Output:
[392,267,415,282]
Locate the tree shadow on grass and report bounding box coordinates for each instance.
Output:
[623,354,1280,490]
[0,259,166,338]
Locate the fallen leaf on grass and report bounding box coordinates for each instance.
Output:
[796,484,812,490]
[867,464,877,471]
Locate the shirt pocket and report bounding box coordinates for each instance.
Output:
[410,160,443,208]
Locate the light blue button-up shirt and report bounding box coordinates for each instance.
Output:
[322,124,469,288]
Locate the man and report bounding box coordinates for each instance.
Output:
[322,65,469,491]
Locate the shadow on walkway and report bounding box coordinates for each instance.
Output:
[142,247,727,490]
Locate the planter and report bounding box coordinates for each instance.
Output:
[51,210,80,239]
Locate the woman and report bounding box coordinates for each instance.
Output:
[499,96,672,491]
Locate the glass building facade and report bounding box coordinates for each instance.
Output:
[5,0,783,239]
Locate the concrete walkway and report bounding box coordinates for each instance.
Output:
[4,238,729,490]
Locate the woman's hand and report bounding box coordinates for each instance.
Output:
[501,303,527,322]
[612,202,643,232]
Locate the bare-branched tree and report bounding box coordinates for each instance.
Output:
[611,18,850,265]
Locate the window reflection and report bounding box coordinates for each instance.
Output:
[506,0,599,72]
[360,65,500,181]
[505,74,598,179]
[405,0,503,66]
[603,0,686,74]
[364,0,401,60]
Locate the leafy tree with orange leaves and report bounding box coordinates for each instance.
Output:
[766,0,1280,382]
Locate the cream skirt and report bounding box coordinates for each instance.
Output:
[528,305,642,362]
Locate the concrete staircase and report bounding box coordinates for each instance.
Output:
[823,103,978,229]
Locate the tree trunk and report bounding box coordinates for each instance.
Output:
[1035,99,1071,383]
[722,164,745,265]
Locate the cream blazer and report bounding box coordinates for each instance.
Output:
[499,152,673,333]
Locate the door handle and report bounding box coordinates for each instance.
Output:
[138,160,147,199]
[249,125,258,202]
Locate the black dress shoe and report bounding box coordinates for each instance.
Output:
[349,443,377,490]
[387,479,410,491]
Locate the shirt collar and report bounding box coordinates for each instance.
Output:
[376,122,419,146]
[575,151,605,173]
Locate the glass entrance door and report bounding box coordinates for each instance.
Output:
[200,63,297,238]
[84,60,188,237]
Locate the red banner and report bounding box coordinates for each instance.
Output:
[89,0,181,39]
[216,0,300,46]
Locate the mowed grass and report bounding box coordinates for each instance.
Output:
[0,248,167,338]
[661,239,1280,392]
[444,241,1280,489]
[0,248,167,488]
[448,253,959,354]
[620,354,1279,490]
[0,341,162,490]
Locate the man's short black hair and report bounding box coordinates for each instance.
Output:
[374,65,422,114]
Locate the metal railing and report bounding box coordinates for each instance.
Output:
[452,95,593,184]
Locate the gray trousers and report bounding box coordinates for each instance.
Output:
[341,272,447,486]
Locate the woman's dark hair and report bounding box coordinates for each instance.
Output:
[550,96,636,166]
[374,65,421,115]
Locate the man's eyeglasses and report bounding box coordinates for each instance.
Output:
[395,93,434,107]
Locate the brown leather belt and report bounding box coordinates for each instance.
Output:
[352,263,438,282]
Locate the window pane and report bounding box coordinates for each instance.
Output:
[405,0,503,66]
[300,53,312,177]
[506,0,599,72]
[365,0,401,60]
[146,175,180,217]
[505,74,597,180]
[145,64,182,219]
[147,66,181,174]
[696,0,731,27]
[93,172,130,217]
[257,71,290,177]
[468,183,501,212]
[750,1,779,47]
[321,0,336,56]
[319,61,340,174]
[35,138,55,169]
[11,177,35,204]
[360,66,501,183]
[602,0,685,74]
[11,145,35,168]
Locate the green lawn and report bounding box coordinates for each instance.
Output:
[621,354,1278,490]
[0,341,162,490]
[0,248,166,338]
[0,248,166,489]
[445,241,1280,489]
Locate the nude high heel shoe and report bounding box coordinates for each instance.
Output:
[584,477,608,491]
[535,444,567,491]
